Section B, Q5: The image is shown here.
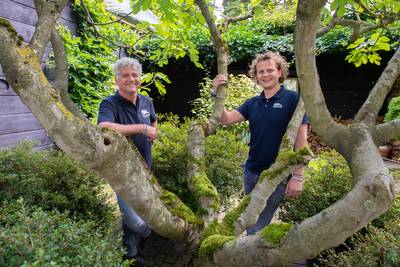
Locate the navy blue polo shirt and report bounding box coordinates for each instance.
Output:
[98,91,157,168]
[237,86,308,175]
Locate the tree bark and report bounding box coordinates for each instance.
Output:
[0,20,200,247]
[50,28,87,120]
[354,48,400,124]
[31,0,67,60]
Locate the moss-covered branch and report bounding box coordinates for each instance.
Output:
[234,146,312,235]
[187,122,220,224]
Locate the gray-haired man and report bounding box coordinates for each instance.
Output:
[98,57,157,266]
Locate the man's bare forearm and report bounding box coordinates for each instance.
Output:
[99,122,144,136]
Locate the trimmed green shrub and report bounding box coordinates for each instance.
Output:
[278,149,400,266]
[190,74,259,141]
[319,202,400,267]
[278,150,353,222]
[152,115,196,208]
[0,142,116,225]
[204,130,248,203]
[0,199,127,267]
[152,116,248,209]
[385,96,400,122]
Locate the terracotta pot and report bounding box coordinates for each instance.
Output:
[379,145,391,158]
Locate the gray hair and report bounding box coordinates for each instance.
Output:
[114,57,142,77]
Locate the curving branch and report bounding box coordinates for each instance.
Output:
[50,28,87,120]
[295,0,348,155]
[225,13,253,25]
[354,47,400,124]
[0,18,201,247]
[31,0,67,60]
[373,119,400,146]
[316,10,396,43]
[194,0,229,135]
[187,123,220,224]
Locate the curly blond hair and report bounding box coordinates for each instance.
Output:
[248,51,289,84]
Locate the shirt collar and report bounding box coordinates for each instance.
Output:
[258,85,285,100]
[115,91,141,106]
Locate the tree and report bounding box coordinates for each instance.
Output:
[0,0,399,266]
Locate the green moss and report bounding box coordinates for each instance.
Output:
[199,234,235,257]
[188,154,206,172]
[200,219,219,241]
[0,18,18,37]
[201,195,251,241]
[160,190,203,226]
[0,18,24,46]
[259,166,286,183]
[55,101,74,120]
[261,223,292,245]
[149,174,159,186]
[258,146,312,183]
[189,172,220,211]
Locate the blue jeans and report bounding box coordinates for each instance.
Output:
[117,194,151,257]
[244,168,289,235]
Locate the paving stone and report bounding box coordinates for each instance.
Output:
[153,253,167,265]
[164,251,179,263]
[160,243,174,254]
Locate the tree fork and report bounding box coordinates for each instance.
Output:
[0,20,201,246]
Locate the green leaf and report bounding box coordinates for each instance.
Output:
[155,80,166,95]
[142,0,152,10]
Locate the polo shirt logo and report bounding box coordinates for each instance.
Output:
[141,109,150,118]
[273,103,283,109]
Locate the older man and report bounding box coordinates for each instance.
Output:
[98,57,157,266]
[212,51,308,235]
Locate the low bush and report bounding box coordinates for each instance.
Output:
[385,96,400,122]
[152,116,248,209]
[320,201,400,267]
[0,199,126,267]
[278,149,400,266]
[278,150,353,222]
[190,74,259,141]
[0,142,116,225]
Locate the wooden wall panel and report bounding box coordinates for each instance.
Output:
[0,96,31,115]
[0,0,77,149]
[0,114,43,135]
[0,129,53,148]
[0,0,37,26]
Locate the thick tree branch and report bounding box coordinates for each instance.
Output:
[225,13,253,25]
[50,28,87,120]
[31,0,67,60]
[354,47,400,124]
[234,155,307,235]
[187,123,220,224]
[208,171,392,266]
[194,0,229,134]
[373,119,400,146]
[295,0,348,154]
[0,21,201,246]
[200,125,393,266]
[316,11,396,42]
